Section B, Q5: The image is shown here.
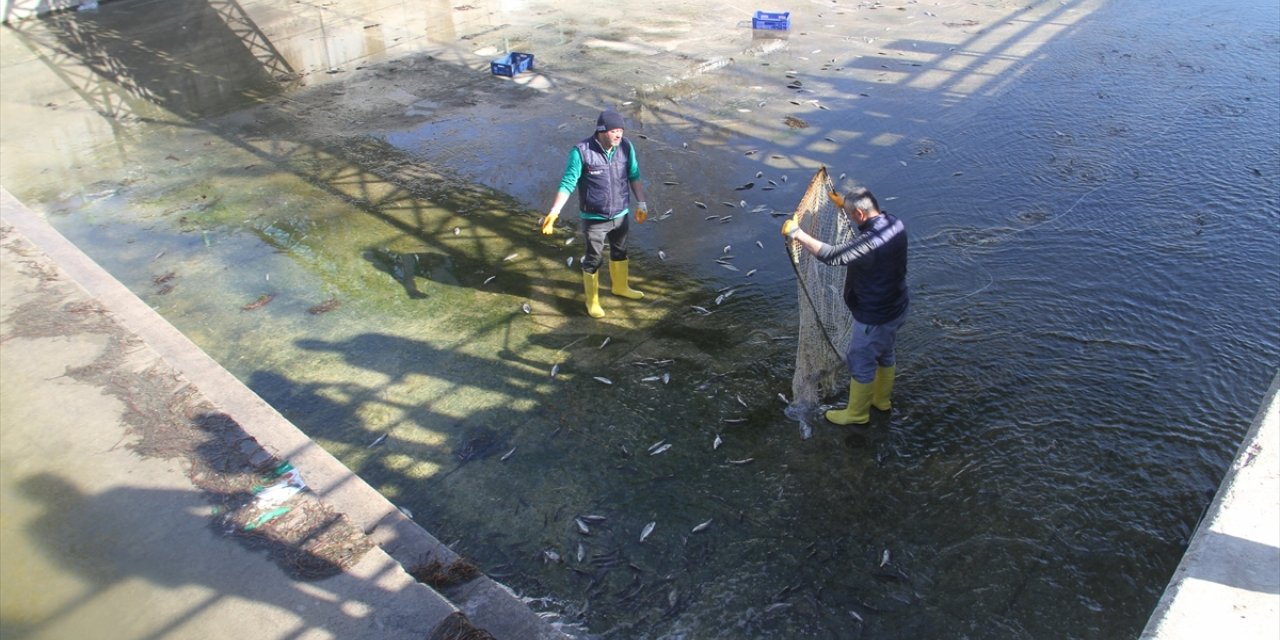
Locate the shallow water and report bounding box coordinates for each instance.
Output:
[2,0,1277,638]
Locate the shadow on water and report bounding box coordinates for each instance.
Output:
[2,0,1278,638]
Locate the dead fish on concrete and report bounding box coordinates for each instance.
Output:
[503,253,520,262]
[599,337,611,349]
[649,443,672,456]
[241,294,274,311]
[521,302,532,314]
[692,519,713,533]
[368,433,389,448]
[640,521,656,542]
[713,434,723,449]
[593,376,613,385]
[308,298,341,314]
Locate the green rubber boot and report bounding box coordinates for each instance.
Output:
[583,271,605,318]
[825,380,872,425]
[609,259,645,299]
[871,365,896,411]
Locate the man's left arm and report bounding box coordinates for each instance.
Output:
[627,140,648,221]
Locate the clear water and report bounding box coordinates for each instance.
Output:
[1,0,1277,638]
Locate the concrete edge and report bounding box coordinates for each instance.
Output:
[1140,370,1280,637]
[0,186,568,640]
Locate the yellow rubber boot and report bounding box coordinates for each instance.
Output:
[825,380,872,425]
[871,365,895,411]
[582,271,605,318]
[609,259,645,299]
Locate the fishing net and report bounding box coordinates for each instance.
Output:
[786,167,857,413]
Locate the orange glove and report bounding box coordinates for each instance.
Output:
[540,211,559,235]
[781,219,800,239]
[829,191,846,209]
[636,202,648,224]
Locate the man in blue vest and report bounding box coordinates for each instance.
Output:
[540,109,649,318]
[783,187,909,425]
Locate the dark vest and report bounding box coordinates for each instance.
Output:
[575,136,631,217]
[843,213,909,325]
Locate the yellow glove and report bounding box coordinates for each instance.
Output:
[540,211,559,235]
[781,219,800,239]
[829,191,846,209]
[635,202,648,224]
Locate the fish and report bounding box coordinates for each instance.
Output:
[739,200,747,208]
[756,240,765,249]
[565,236,576,246]
[781,175,788,183]
[659,210,673,220]
[483,275,496,285]
[658,250,668,260]
[662,372,670,385]
[503,253,520,262]
[567,256,574,268]
[715,294,726,306]
[694,201,708,209]
[453,226,461,235]
[880,549,891,567]
[543,550,561,563]
[692,519,713,533]
[577,542,586,563]
[399,505,414,519]
[705,215,721,221]
[768,180,778,187]
[241,294,274,311]
[599,336,611,349]
[650,443,672,455]
[850,610,864,623]
[723,417,747,424]
[778,393,789,404]
[744,149,758,156]
[580,514,608,522]
[728,458,755,465]
[824,137,836,143]
[721,201,735,208]
[755,171,764,178]
[521,302,532,314]
[690,306,712,315]
[765,602,792,614]
[593,376,613,385]
[838,172,847,181]
[719,263,741,272]
[550,363,560,378]
[723,244,732,254]
[735,182,754,191]
[501,446,517,461]
[713,434,723,450]
[368,433,388,448]
[736,394,747,407]
[746,269,757,277]
[647,439,667,453]
[576,518,591,535]
[308,298,341,314]
[640,521,656,542]
[664,181,680,185]
[641,376,661,382]
[720,216,733,223]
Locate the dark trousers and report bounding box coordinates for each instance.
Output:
[581,214,630,274]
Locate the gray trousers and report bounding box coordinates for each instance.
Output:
[846,304,908,383]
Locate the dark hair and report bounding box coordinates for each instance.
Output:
[845,187,879,214]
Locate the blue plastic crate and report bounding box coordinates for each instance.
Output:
[752,10,790,30]
[490,52,534,77]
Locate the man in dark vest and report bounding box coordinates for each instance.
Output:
[540,109,649,318]
[783,187,909,425]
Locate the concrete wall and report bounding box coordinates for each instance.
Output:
[1141,372,1280,638]
[3,0,87,24]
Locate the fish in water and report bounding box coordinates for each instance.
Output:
[580,514,607,522]
[648,439,667,453]
[746,269,757,277]
[439,425,509,479]
[694,201,708,209]
[658,250,668,261]
[641,376,661,382]
[723,244,732,254]
[577,543,586,563]
[599,337,611,349]
[662,372,670,385]
[483,275,496,285]
[640,521,656,542]
[755,171,764,178]
[650,443,672,456]
[567,256,574,268]
[880,549,891,567]
[576,518,591,535]
[593,376,613,385]
[521,302,532,314]
[309,298,341,314]
[692,519,712,533]
[550,363,560,378]
[735,182,754,191]
[713,434,723,450]
[728,457,754,465]
[242,294,274,311]
[453,226,461,235]
[739,200,747,208]
[691,306,712,315]
[368,433,388,448]
[565,236,575,246]
[718,263,740,272]
[501,446,517,461]
[756,240,764,249]
[503,253,520,262]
